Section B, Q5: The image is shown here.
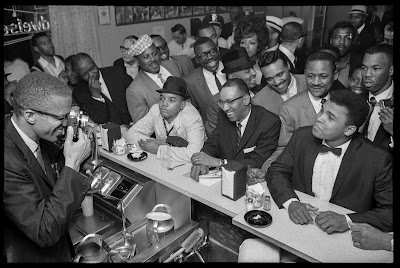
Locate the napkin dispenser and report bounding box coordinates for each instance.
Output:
[221,162,247,201]
[100,122,121,151]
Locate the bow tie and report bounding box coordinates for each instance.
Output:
[319,145,342,156]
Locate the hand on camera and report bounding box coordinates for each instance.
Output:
[64,126,92,171]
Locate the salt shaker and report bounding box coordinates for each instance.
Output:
[263,195,271,211]
[246,198,254,211]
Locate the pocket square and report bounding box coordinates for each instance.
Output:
[243,146,256,153]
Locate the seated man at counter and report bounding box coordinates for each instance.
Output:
[239,89,392,262]
[125,34,183,124]
[4,72,92,262]
[124,76,205,163]
[71,52,133,126]
[190,78,281,181]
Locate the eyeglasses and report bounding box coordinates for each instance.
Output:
[120,46,130,53]
[196,47,218,61]
[156,43,168,52]
[31,108,69,122]
[217,94,246,108]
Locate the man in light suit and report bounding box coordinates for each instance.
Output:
[184,37,227,123]
[150,34,194,77]
[190,78,280,181]
[360,44,393,152]
[240,89,392,262]
[125,34,183,124]
[72,53,133,125]
[252,50,307,116]
[4,72,92,262]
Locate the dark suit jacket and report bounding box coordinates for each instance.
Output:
[202,105,281,168]
[170,55,194,77]
[126,60,183,124]
[279,46,302,74]
[3,114,91,262]
[73,66,133,125]
[113,57,124,67]
[266,126,393,232]
[354,26,376,56]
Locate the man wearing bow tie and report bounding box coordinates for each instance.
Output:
[266,89,392,234]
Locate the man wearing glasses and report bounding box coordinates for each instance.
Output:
[184,37,227,123]
[114,35,140,80]
[4,72,92,262]
[150,34,194,77]
[190,78,280,181]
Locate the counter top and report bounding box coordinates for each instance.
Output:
[99,148,246,217]
[232,187,393,263]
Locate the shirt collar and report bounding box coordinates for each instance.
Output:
[322,138,351,155]
[279,45,295,65]
[144,65,167,81]
[38,56,61,69]
[357,23,365,34]
[11,116,38,154]
[237,108,252,129]
[203,61,224,75]
[308,91,330,106]
[124,61,138,68]
[98,70,105,86]
[368,81,394,101]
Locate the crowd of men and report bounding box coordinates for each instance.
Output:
[3,5,394,263]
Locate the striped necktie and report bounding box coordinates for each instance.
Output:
[236,122,242,147]
[158,73,166,84]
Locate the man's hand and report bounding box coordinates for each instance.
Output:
[350,222,392,251]
[288,201,319,225]
[88,75,102,98]
[247,167,266,184]
[64,126,91,171]
[379,107,393,135]
[190,164,209,182]
[315,211,348,234]
[191,152,220,167]
[58,70,68,84]
[138,138,160,154]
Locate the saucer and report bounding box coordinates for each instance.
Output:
[244,210,272,228]
[127,151,148,162]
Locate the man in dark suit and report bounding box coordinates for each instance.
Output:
[71,53,133,126]
[4,72,92,262]
[349,5,376,56]
[125,34,184,124]
[113,35,139,80]
[279,22,306,74]
[184,37,227,123]
[150,34,194,77]
[360,44,393,152]
[190,78,280,181]
[266,89,392,233]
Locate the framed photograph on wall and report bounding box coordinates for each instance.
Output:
[165,6,179,19]
[192,6,204,15]
[205,6,216,14]
[115,6,133,26]
[98,6,111,25]
[149,6,165,21]
[133,6,149,23]
[180,6,192,17]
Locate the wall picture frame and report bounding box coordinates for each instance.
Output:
[98,6,111,25]
[114,6,133,25]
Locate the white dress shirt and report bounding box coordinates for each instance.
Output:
[366,82,394,141]
[167,37,196,59]
[37,56,65,78]
[91,70,112,103]
[281,73,298,101]
[237,109,252,136]
[308,91,330,114]
[144,65,172,89]
[203,61,226,96]
[124,102,205,163]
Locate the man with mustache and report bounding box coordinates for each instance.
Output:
[4,72,92,262]
[329,21,363,89]
[125,34,183,124]
[183,37,227,123]
[150,34,194,77]
[71,53,133,126]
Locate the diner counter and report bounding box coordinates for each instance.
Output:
[99,148,393,263]
[232,187,394,263]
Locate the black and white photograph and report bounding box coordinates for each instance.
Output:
[115,6,133,25]
[133,6,149,23]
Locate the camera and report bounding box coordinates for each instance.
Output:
[67,106,90,141]
[379,99,394,108]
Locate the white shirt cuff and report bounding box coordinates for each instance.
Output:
[344,214,352,230]
[282,198,299,210]
[389,136,394,148]
[92,95,105,103]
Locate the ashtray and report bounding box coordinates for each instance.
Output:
[127,151,148,162]
[244,210,272,228]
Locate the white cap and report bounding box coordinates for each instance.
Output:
[266,16,284,32]
[349,5,367,15]
[282,16,304,25]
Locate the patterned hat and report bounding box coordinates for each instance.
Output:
[349,5,367,15]
[128,34,153,57]
[202,13,224,27]
[266,16,284,32]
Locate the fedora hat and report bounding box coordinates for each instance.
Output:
[156,76,189,100]
[349,5,367,15]
[221,47,256,74]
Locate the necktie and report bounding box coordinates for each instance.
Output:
[319,144,342,156]
[213,71,223,91]
[36,145,47,174]
[236,122,242,147]
[321,98,327,105]
[363,97,377,136]
[158,73,166,84]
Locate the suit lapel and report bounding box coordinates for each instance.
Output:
[302,94,317,124]
[141,71,162,90]
[304,139,320,194]
[40,140,56,186]
[235,109,255,155]
[373,124,388,145]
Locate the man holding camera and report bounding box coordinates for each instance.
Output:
[124,76,205,163]
[360,44,394,152]
[4,72,92,262]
